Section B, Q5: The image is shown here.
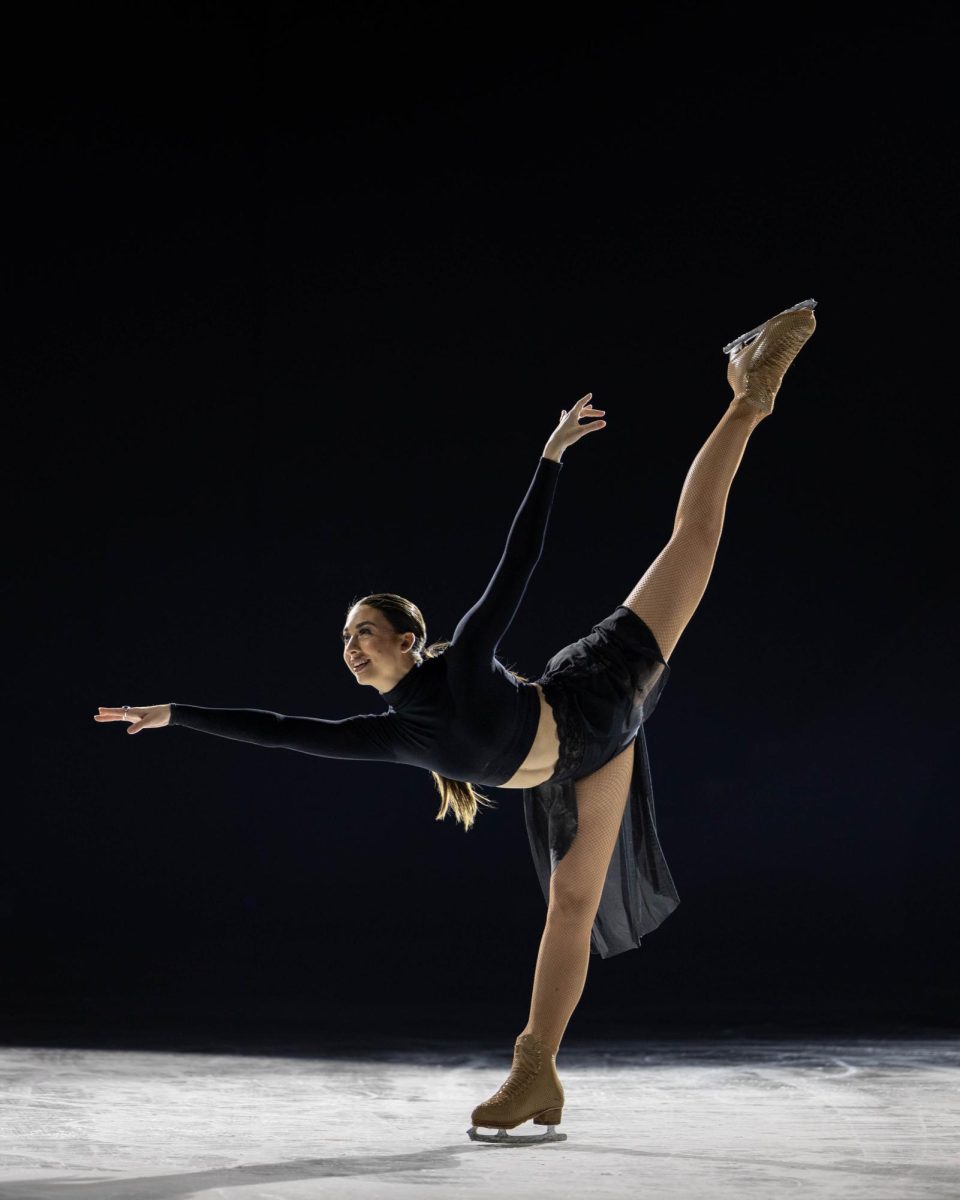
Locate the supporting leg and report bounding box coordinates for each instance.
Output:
[469,744,635,1141]
[520,740,636,1054]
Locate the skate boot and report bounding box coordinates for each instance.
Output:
[724,298,817,414]
[467,1032,567,1145]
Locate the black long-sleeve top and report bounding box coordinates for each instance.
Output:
[169,455,564,787]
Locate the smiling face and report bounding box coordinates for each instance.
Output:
[342,603,417,692]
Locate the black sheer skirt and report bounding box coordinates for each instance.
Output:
[524,606,680,958]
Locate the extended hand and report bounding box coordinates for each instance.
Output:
[94,704,171,734]
[544,393,606,461]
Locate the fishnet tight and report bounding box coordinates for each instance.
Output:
[623,398,764,661]
[520,398,766,1056]
[520,738,636,1054]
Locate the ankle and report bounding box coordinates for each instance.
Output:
[728,396,769,425]
[518,1029,559,1058]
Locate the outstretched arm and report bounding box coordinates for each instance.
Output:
[450,394,606,655]
[95,702,399,762]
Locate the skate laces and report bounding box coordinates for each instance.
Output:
[739,314,811,374]
[728,310,815,409]
[489,1039,541,1101]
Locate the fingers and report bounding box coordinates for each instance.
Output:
[576,396,603,417]
[94,707,140,723]
[95,708,125,722]
[560,395,604,422]
[573,420,607,438]
[94,707,150,735]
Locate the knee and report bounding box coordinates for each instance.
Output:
[547,873,601,924]
[671,514,723,549]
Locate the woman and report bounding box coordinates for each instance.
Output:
[95,298,817,1145]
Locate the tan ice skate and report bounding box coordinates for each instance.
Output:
[724,298,817,414]
[467,1032,567,1145]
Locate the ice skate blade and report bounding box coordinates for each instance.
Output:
[722,298,817,356]
[467,1124,567,1145]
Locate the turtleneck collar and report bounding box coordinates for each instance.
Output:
[380,659,425,711]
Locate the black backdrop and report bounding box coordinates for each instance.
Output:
[5,2,957,1050]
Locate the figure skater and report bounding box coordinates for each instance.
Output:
[95,298,816,1145]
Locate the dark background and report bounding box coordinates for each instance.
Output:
[4,2,956,1052]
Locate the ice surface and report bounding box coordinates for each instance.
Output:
[1,1038,958,1199]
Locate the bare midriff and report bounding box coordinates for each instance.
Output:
[496,683,561,790]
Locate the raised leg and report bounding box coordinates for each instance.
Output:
[624,302,815,661]
[622,398,764,662]
[519,739,636,1055]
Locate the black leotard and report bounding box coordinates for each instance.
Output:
[169,455,563,786]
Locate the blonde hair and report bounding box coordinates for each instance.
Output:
[348,592,530,831]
